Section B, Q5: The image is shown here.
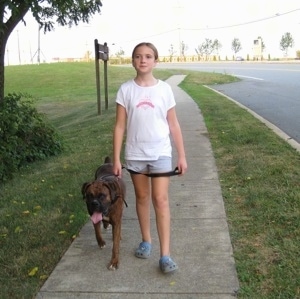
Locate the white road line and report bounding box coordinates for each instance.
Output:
[234,75,264,80]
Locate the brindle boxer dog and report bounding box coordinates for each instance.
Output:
[81,157,126,270]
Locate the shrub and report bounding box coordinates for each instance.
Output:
[0,93,63,182]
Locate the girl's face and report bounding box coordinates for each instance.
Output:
[132,45,157,74]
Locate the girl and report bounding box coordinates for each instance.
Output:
[113,42,187,273]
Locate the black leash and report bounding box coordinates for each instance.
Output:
[123,166,181,177]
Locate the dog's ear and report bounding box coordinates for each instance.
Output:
[104,180,120,203]
[81,182,91,199]
[104,156,111,164]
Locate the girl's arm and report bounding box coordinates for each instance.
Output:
[167,107,187,175]
[113,104,127,176]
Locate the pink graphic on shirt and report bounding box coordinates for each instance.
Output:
[136,95,154,110]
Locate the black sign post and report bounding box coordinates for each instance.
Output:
[94,39,109,115]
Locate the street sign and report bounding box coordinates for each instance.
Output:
[94,39,109,115]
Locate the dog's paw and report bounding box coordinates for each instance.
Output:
[98,244,106,249]
[97,240,106,248]
[103,222,110,230]
[107,260,119,270]
[107,258,119,271]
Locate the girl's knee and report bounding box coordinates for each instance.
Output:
[152,195,169,210]
[134,187,150,202]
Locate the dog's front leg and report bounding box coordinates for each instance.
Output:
[93,222,106,248]
[107,222,121,270]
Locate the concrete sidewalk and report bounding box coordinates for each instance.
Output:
[36,75,239,298]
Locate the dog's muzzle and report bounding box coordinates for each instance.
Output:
[91,199,109,216]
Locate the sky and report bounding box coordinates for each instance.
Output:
[5,0,300,65]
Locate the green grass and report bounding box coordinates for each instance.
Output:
[1,62,299,298]
[180,75,300,298]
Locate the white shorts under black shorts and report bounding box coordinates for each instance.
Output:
[125,156,172,174]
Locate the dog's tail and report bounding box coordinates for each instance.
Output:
[104,156,111,164]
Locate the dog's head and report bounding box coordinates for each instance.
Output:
[81,179,121,219]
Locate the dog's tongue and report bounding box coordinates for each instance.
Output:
[91,212,103,224]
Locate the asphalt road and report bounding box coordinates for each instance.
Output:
[158,62,300,144]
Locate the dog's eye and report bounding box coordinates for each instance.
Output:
[85,192,107,201]
[97,193,107,200]
[86,194,94,200]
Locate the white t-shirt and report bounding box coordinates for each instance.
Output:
[116,79,176,160]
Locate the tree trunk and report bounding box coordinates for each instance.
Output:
[0,32,8,102]
[0,2,29,104]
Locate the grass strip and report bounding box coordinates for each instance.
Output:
[180,73,300,298]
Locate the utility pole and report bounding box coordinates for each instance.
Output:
[178,28,181,58]
[17,30,21,65]
[173,1,183,59]
[32,26,45,64]
[37,27,41,64]
[6,49,9,65]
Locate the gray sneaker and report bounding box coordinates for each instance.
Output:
[159,256,178,273]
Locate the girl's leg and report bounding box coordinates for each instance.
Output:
[130,174,151,243]
[151,176,171,257]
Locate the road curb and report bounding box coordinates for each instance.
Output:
[205,85,300,153]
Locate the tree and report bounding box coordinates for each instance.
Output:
[168,44,176,60]
[213,39,222,55]
[231,37,242,56]
[203,38,215,60]
[180,41,188,57]
[195,38,222,61]
[280,32,294,57]
[115,47,125,58]
[195,44,205,60]
[0,0,103,102]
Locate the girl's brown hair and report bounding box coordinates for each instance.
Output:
[131,42,159,60]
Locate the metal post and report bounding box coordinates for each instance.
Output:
[94,39,101,115]
[104,42,109,110]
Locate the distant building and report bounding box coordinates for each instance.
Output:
[253,38,262,60]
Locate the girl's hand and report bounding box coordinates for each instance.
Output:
[177,157,187,176]
[113,161,123,177]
